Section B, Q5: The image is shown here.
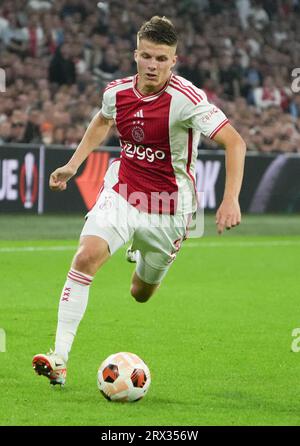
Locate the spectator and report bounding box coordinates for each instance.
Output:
[217,55,242,100]
[40,121,54,144]
[60,0,87,22]
[0,6,9,36]
[1,13,28,57]
[253,76,281,110]
[289,94,300,120]
[49,43,76,85]
[248,0,270,30]
[10,111,28,143]
[0,121,12,144]
[23,108,43,143]
[52,126,66,145]
[96,46,120,80]
[22,14,44,57]
[177,54,200,87]
[235,0,252,29]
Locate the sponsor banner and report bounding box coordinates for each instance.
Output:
[43,150,300,214]
[0,147,40,212]
[1,146,300,214]
[245,154,300,213]
[43,149,110,212]
[194,153,300,213]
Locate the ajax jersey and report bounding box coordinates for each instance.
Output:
[101,73,229,215]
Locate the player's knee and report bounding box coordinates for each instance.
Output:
[130,285,152,303]
[73,248,101,272]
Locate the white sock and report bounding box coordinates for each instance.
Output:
[54,268,93,363]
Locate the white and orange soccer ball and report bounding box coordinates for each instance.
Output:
[97,352,151,402]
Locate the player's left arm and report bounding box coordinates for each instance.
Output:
[212,123,247,234]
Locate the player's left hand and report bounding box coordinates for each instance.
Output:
[215,197,241,234]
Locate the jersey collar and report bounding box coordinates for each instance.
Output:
[133,73,173,101]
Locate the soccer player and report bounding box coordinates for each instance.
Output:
[32,16,246,385]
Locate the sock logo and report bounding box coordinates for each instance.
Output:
[62,287,71,302]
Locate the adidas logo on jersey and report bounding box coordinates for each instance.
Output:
[133,109,144,126]
[134,109,144,118]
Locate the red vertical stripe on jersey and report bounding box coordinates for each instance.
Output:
[187,129,193,174]
[187,128,197,196]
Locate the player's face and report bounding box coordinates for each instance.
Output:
[135,39,177,94]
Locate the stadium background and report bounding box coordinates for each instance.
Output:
[1,0,300,427]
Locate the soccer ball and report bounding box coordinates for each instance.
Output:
[97,352,151,402]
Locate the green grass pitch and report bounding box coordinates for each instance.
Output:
[0,214,300,426]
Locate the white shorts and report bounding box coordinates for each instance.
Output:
[81,188,190,284]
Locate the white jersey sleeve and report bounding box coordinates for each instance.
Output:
[100,77,134,120]
[100,88,116,120]
[181,88,229,139]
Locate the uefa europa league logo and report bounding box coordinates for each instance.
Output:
[19,152,38,209]
[24,152,35,209]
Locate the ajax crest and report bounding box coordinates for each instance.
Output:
[132,126,144,142]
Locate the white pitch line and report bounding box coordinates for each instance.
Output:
[0,240,299,253]
[0,245,77,253]
[185,240,300,248]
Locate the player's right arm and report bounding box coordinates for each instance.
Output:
[49,111,113,191]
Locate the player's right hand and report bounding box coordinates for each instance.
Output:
[49,165,77,191]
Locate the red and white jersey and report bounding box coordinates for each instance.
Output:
[101,73,229,215]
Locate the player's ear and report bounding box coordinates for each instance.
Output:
[134,50,138,63]
[171,54,177,69]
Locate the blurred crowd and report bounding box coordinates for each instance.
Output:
[1,0,300,153]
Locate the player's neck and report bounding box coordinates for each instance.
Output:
[136,75,170,96]
[138,84,159,95]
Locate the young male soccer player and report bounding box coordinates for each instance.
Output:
[33,16,246,385]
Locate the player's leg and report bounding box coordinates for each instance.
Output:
[53,235,110,362]
[71,234,110,274]
[33,234,111,385]
[130,270,160,303]
[52,189,134,365]
[33,189,131,385]
[129,213,188,303]
[130,249,174,303]
[33,188,136,385]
